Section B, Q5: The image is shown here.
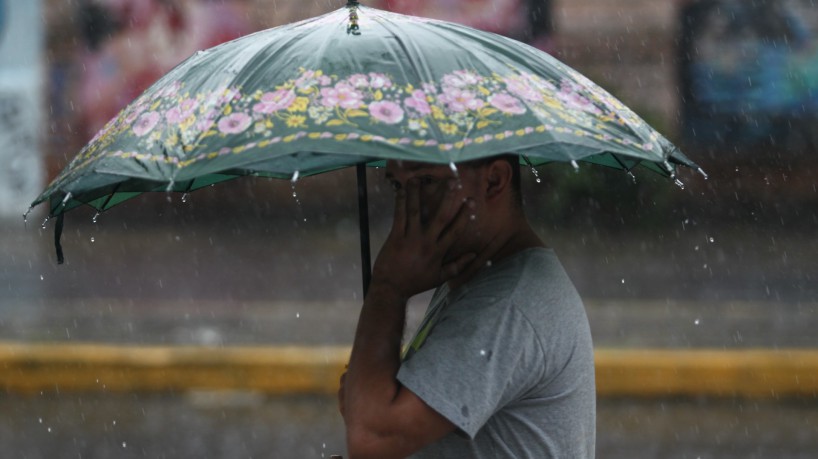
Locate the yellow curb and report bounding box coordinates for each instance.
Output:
[2,342,818,398]
[594,348,818,398]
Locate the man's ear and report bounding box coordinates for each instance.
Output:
[484,158,513,202]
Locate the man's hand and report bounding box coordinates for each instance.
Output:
[371,178,476,300]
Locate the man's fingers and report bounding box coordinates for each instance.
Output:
[405,179,422,233]
[391,188,407,233]
[427,179,462,237]
[438,197,475,248]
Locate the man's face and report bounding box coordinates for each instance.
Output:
[384,160,481,226]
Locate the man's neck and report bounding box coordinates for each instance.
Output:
[447,219,544,291]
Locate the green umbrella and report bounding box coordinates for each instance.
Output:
[30,1,703,293]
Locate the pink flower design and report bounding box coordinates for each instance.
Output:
[217,113,252,134]
[218,87,242,104]
[489,93,526,115]
[348,74,370,88]
[159,81,182,98]
[557,87,600,115]
[504,76,541,102]
[133,111,161,136]
[438,88,484,112]
[253,89,296,114]
[442,70,482,89]
[166,98,199,124]
[404,90,431,115]
[369,101,404,124]
[321,84,364,109]
[368,73,392,89]
[422,83,437,94]
[295,70,319,89]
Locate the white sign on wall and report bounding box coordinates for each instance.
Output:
[0,0,44,220]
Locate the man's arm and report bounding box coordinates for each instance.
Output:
[341,179,474,458]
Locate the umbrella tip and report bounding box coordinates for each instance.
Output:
[347,1,361,36]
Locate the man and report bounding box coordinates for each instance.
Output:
[338,156,596,458]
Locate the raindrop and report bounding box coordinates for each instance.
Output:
[92,212,100,223]
[469,214,476,221]
[47,427,52,433]
[626,171,637,184]
[23,207,33,225]
[694,318,700,325]
[40,275,44,281]
[449,162,458,174]
[480,349,486,356]
[181,193,189,203]
[38,418,43,424]
[674,179,685,189]
[529,166,542,183]
[296,312,300,319]
[291,178,307,223]
[707,236,715,243]
[621,278,625,284]
[485,260,493,267]
[41,216,50,230]
[570,160,580,172]
[291,170,300,183]
[122,442,127,448]
[697,168,709,180]
[90,237,95,243]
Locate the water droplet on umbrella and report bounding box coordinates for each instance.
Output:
[449,162,459,176]
[571,160,580,172]
[23,207,33,225]
[291,170,300,183]
[60,192,73,208]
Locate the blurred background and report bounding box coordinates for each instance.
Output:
[1,0,817,457]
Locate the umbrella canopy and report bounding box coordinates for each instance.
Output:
[30,1,703,287]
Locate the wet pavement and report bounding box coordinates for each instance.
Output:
[2,394,817,459]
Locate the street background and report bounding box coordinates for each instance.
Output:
[1,0,817,457]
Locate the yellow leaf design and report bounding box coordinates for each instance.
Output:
[374,90,384,101]
[326,119,346,126]
[477,86,491,96]
[479,108,498,117]
[223,105,233,115]
[476,121,490,129]
[346,109,369,118]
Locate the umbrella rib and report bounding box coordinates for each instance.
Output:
[99,183,122,211]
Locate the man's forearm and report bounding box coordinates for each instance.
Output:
[344,282,407,426]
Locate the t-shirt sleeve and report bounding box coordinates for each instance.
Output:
[396,298,544,439]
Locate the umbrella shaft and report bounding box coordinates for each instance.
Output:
[356,163,372,297]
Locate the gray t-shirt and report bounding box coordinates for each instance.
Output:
[397,247,596,459]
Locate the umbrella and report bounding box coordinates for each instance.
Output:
[29,1,704,294]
